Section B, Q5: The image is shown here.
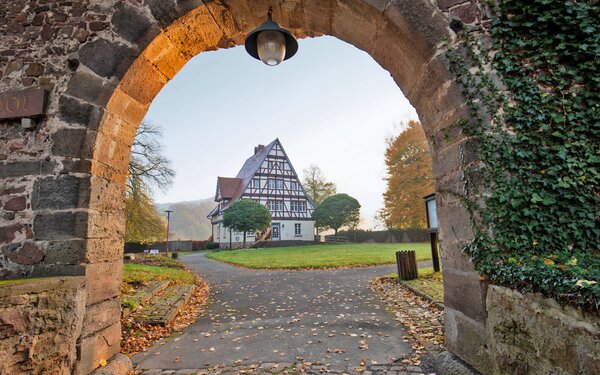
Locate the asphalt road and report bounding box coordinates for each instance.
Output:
[132,252,413,372]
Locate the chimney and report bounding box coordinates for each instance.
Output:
[254,144,265,154]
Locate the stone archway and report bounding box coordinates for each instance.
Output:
[0,1,491,373]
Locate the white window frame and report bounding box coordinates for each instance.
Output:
[290,201,299,212]
[267,200,276,211]
[275,200,283,211]
[290,181,298,191]
[294,223,302,235]
[268,179,275,189]
[276,179,283,189]
[299,201,307,212]
[253,179,260,188]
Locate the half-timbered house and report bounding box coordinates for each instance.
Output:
[207,139,315,248]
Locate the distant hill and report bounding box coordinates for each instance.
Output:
[156,198,215,240]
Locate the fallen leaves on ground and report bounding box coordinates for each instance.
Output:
[370,276,445,367]
[120,274,210,356]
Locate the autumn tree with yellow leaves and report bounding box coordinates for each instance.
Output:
[378,120,434,229]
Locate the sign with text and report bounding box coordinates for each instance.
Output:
[0,88,47,120]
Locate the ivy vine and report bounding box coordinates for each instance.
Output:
[447,0,599,309]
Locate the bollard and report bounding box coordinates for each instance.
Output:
[396,250,418,280]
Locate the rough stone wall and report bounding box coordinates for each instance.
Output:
[433,2,497,374]
[0,0,494,373]
[0,1,126,372]
[0,276,85,374]
[486,285,600,375]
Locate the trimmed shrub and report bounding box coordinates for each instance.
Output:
[206,242,220,250]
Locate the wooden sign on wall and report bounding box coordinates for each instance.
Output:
[0,89,47,120]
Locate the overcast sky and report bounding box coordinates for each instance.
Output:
[145,36,418,228]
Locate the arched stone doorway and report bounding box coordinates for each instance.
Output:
[0,1,490,373]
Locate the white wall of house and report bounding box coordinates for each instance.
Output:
[213,223,256,246]
[212,220,314,247]
[275,220,314,242]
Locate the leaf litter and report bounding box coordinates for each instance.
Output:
[370,276,445,368]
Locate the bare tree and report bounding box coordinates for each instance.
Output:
[127,121,175,197]
[125,121,175,243]
[302,164,336,207]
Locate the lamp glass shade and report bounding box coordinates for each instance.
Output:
[257,30,286,66]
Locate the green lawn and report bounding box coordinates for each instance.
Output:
[206,243,431,269]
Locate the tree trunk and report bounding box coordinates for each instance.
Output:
[229,228,232,249]
[243,231,246,248]
[334,228,338,235]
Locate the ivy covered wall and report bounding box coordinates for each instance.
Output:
[449,0,599,310]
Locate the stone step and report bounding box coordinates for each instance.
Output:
[123,280,170,317]
[139,284,196,326]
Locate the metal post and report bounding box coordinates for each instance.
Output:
[431,231,440,272]
[165,210,173,257]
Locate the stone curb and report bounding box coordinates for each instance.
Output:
[397,281,445,311]
[434,351,481,375]
[123,280,170,318]
[91,353,133,375]
[140,284,196,325]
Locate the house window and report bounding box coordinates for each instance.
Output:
[290,201,299,212]
[294,223,302,235]
[275,200,283,211]
[253,179,260,188]
[276,179,283,189]
[268,161,280,170]
[291,181,298,191]
[267,200,276,211]
[299,201,307,212]
[268,179,275,189]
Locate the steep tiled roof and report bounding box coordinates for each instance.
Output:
[217,177,242,199]
[209,139,278,218]
[230,139,278,201]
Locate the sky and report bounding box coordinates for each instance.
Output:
[145,36,419,228]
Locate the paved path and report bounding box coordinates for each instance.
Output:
[133,253,424,374]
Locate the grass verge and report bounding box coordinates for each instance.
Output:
[206,243,431,269]
[123,263,195,286]
[401,267,444,304]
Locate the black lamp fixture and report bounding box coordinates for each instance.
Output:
[244,7,298,66]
